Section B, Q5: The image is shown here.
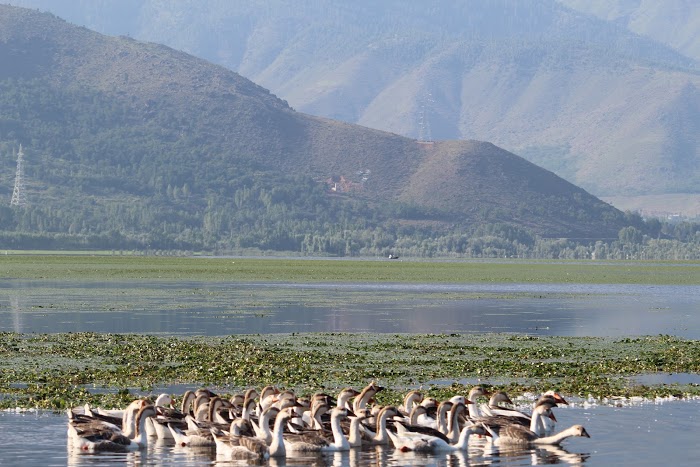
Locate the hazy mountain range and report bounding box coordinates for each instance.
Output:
[5,0,700,218]
[0,4,632,253]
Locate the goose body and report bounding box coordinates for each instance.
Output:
[168,415,227,447]
[363,406,401,445]
[284,407,351,452]
[70,405,157,452]
[389,422,486,453]
[486,423,590,447]
[211,425,269,460]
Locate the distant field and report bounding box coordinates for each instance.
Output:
[1,255,699,284]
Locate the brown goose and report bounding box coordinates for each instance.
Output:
[485,423,590,447]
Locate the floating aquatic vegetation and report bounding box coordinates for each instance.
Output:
[1,332,699,410]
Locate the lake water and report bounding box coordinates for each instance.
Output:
[1,281,699,338]
[1,279,699,465]
[2,397,700,466]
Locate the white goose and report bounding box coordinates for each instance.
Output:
[445,401,472,444]
[347,409,370,448]
[268,408,294,457]
[363,406,402,445]
[389,421,488,453]
[284,406,351,452]
[69,404,157,452]
[145,393,174,438]
[539,391,568,434]
[168,414,226,447]
[336,387,361,411]
[466,386,490,419]
[401,404,452,443]
[251,406,281,444]
[399,390,423,416]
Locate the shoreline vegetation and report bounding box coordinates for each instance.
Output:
[1,255,699,410]
[2,255,700,284]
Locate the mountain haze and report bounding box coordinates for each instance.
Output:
[6,0,700,213]
[0,5,630,253]
[559,0,700,62]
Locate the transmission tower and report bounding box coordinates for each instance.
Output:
[10,144,28,207]
[417,93,433,142]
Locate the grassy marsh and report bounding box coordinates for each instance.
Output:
[2,255,700,284]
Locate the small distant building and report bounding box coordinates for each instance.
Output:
[326,175,364,193]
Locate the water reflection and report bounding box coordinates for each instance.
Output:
[1,281,699,338]
[10,295,22,333]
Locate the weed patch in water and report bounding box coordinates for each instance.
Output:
[1,332,699,410]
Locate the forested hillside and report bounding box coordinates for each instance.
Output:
[1,5,696,258]
[7,0,700,210]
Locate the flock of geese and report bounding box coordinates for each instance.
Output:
[67,383,590,461]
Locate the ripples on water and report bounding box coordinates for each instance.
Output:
[2,399,700,466]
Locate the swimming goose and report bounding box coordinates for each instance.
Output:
[467,386,491,419]
[539,391,568,434]
[363,406,402,445]
[70,404,157,452]
[148,393,194,440]
[389,421,488,453]
[211,423,270,461]
[251,406,281,444]
[398,404,451,442]
[258,385,280,415]
[478,397,558,439]
[485,423,590,447]
[69,398,147,441]
[168,413,230,447]
[145,394,174,438]
[447,401,481,444]
[268,408,294,457]
[479,391,515,418]
[283,406,351,452]
[336,387,361,411]
[192,393,212,421]
[353,382,384,414]
[347,409,370,448]
[399,390,424,416]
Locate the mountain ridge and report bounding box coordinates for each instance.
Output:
[7,0,697,209]
[0,5,630,253]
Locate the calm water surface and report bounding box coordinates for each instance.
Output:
[1,281,699,338]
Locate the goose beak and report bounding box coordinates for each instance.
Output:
[548,412,557,422]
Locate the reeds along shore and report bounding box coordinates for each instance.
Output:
[66,383,590,458]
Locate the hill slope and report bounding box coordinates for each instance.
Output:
[559,0,700,62]
[0,5,627,252]
[7,0,700,204]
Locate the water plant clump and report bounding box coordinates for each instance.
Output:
[1,332,699,410]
